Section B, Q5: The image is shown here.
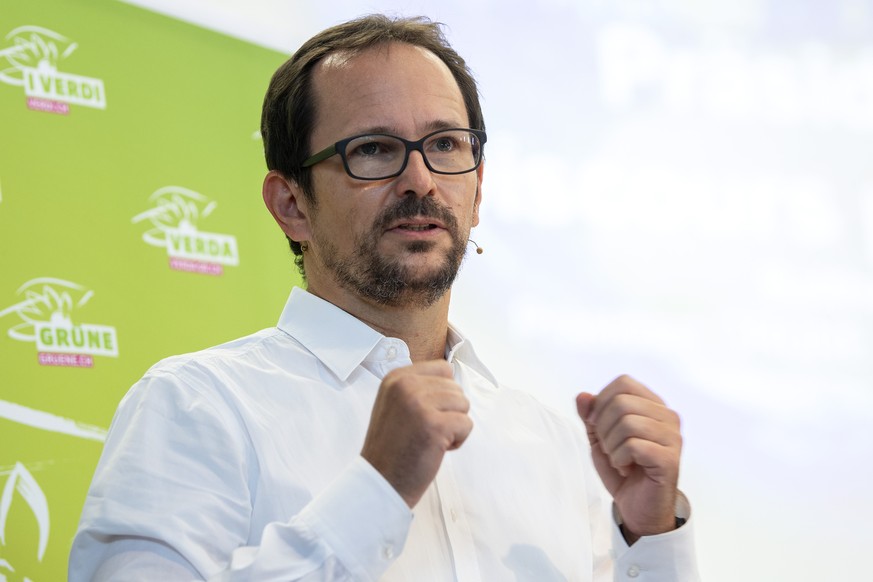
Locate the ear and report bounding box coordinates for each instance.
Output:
[262,170,313,242]
[472,161,484,227]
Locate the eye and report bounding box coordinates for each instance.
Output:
[353,141,384,157]
[433,136,457,152]
[346,135,401,159]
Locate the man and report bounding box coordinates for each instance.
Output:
[70,15,699,581]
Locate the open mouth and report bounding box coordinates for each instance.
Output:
[397,223,439,231]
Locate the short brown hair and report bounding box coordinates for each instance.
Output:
[261,15,485,267]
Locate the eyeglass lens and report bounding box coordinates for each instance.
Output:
[343,130,481,179]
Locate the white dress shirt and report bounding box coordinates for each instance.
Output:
[69,287,699,581]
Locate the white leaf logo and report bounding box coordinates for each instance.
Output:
[0,462,50,564]
[0,26,76,87]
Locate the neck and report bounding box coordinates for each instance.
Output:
[307,281,451,362]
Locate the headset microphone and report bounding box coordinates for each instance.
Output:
[468,239,483,254]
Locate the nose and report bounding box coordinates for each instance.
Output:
[395,150,436,198]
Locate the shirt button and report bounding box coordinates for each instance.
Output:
[450,508,458,522]
[627,564,641,578]
[382,545,394,560]
[386,347,397,360]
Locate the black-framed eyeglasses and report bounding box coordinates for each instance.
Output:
[301,128,487,181]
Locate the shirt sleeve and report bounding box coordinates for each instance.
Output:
[68,368,412,582]
[609,493,701,582]
[572,415,700,582]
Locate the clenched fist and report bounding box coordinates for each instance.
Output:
[361,360,473,508]
[577,375,683,542]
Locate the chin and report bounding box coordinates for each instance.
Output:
[404,240,435,254]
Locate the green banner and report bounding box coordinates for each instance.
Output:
[0,1,298,578]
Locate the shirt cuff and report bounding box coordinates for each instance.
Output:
[610,492,701,581]
[296,456,413,582]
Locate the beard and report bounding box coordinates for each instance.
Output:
[316,194,469,308]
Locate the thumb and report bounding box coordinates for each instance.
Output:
[575,392,599,445]
[576,392,623,493]
[576,392,596,423]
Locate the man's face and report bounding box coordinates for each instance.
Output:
[301,42,482,308]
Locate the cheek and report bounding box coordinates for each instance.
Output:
[455,179,481,225]
[469,186,481,226]
[310,175,382,241]
[317,205,365,246]
[316,198,386,248]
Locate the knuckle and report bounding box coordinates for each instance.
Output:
[419,411,442,436]
[438,360,454,374]
[429,359,453,378]
[613,374,638,390]
[381,367,409,388]
[612,393,634,414]
[388,380,417,404]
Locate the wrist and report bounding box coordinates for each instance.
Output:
[619,516,687,545]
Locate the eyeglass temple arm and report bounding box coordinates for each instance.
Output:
[301,144,338,168]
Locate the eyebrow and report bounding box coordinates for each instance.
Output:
[351,119,464,137]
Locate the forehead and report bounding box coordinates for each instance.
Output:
[309,42,468,141]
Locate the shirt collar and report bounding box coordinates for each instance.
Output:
[446,323,499,388]
[277,287,383,382]
[277,287,499,388]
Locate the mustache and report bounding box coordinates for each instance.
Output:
[376,194,459,232]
